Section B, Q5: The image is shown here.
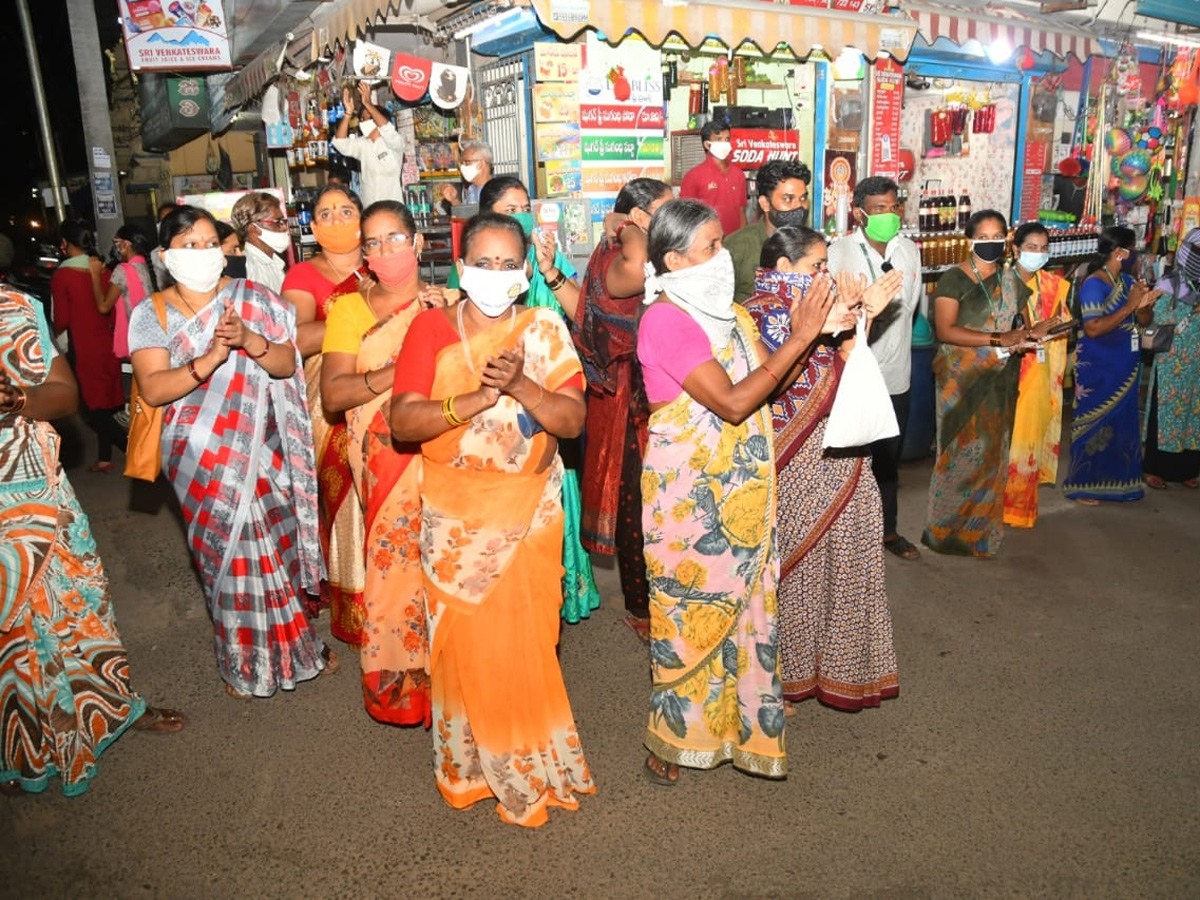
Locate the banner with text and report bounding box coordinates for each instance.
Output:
[119,0,231,72]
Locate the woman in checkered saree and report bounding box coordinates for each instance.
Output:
[129,206,335,699]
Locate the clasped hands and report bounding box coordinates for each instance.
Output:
[477,345,541,409]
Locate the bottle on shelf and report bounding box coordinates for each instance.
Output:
[957,189,971,230]
[918,191,931,232]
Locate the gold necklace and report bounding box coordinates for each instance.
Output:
[323,254,357,283]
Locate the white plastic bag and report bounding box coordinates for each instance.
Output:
[822,311,900,448]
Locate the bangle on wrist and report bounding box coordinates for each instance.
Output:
[441,395,468,428]
[187,358,207,384]
[364,371,382,396]
[760,362,780,383]
[989,333,1002,348]
[1,385,27,414]
[546,269,568,292]
[524,381,546,412]
[247,335,271,359]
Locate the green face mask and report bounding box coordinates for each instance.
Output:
[511,211,536,236]
[863,212,901,244]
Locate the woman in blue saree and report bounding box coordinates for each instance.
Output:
[1063,227,1160,505]
[129,206,333,698]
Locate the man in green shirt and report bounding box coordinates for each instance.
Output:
[726,158,812,302]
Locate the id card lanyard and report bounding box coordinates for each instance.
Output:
[968,258,1005,356]
[1098,267,1138,352]
[1033,271,1046,364]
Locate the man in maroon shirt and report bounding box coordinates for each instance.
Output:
[679,120,747,237]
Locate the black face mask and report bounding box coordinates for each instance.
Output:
[768,205,808,229]
[972,239,1006,264]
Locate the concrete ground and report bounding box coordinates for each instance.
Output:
[2,420,1198,899]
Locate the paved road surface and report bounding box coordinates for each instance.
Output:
[3,440,1198,898]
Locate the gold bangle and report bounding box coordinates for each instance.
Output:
[525,382,546,412]
[441,395,467,428]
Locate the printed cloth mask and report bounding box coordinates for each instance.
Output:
[768,205,809,229]
[863,212,901,244]
[511,211,536,237]
[1179,229,1200,286]
[312,220,362,255]
[1018,250,1050,274]
[256,226,292,254]
[460,265,530,317]
[163,247,225,293]
[644,248,737,347]
[460,163,482,183]
[366,246,418,286]
[707,141,732,161]
[972,239,1006,264]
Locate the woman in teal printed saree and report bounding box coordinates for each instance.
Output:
[1,288,183,796]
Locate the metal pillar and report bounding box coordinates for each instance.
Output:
[15,0,68,227]
[66,0,124,247]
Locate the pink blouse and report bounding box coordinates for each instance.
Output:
[637,302,713,404]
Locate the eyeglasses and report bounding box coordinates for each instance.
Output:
[363,232,412,254]
[255,217,288,230]
[315,205,358,224]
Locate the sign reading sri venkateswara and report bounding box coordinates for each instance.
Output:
[119,0,232,72]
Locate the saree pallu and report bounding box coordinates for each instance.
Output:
[641,306,785,778]
[418,307,594,827]
[345,301,429,726]
[161,281,327,696]
[1,289,144,795]
[309,271,368,641]
[922,267,1021,557]
[1063,274,1145,502]
[1004,271,1070,528]
[745,283,897,711]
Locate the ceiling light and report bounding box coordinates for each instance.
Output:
[1136,29,1200,49]
[986,35,1013,64]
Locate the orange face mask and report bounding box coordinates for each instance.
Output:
[312,219,361,254]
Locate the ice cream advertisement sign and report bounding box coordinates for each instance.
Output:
[119,0,232,72]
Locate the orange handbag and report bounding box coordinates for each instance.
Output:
[124,292,169,482]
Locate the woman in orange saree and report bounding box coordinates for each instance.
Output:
[281,185,368,640]
[391,214,594,827]
[322,201,430,726]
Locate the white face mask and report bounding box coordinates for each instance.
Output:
[645,248,737,347]
[360,121,377,139]
[460,163,482,183]
[459,265,530,317]
[163,247,225,293]
[1018,250,1050,274]
[708,141,732,161]
[256,226,292,254]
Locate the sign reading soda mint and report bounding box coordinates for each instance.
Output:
[119,0,232,72]
[728,129,801,169]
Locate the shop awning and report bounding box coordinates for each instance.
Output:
[529,0,919,62]
[906,1,1104,62]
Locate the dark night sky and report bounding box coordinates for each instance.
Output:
[1,0,121,246]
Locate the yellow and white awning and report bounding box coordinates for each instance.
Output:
[529,0,919,62]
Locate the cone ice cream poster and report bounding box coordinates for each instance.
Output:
[578,34,665,195]
[119,0,232,72]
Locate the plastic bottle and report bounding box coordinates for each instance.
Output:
[957,189,971,230]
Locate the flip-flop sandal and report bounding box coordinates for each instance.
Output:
[623,613,652,645]
[225,683,253,700]
[0,780,22,796]
[132,706,186,733]
[1144,475,1168,490]
[883,535,921,560]
[1183,480,1199,490]
[88,461,115,473]
[1074,497,1101,506]
[321,645,341,676]
[644,754,679,787]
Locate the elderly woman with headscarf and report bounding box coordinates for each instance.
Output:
[1143,228,1200,489]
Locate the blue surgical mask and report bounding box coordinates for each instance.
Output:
[1018,250,1050,274]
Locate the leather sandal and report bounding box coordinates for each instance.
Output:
[132,706,186,733]
[644,753,680,787]
[321,645,340,676]
[883,534,921,560]
[1144,474,1168,490]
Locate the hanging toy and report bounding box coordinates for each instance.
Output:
[1119,174,1149,202]
[1119,148,1152,177]
[1145,167,1164,203]
[1104,127,1132,155]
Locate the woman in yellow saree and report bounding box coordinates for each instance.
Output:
[391,213,593,827]
[321,201,431,726]
[1003,223,1072,528]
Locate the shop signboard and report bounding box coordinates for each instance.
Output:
[118,0,231,72]
[728,129,801,169]
[545,160,584,196]
[140,74,211,150]
[536,123,582,161]
[534,43,582,82]
[579,34,665,196]
[870,58,904,180]
[534,84,580,122]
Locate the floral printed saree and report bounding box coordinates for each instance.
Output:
[342,293,429,726]
[639,304,786,778]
